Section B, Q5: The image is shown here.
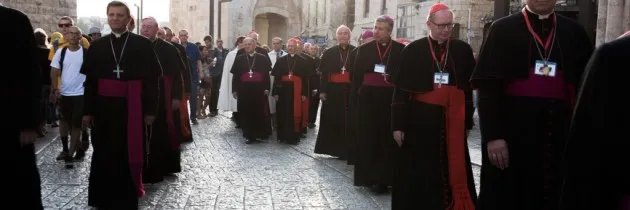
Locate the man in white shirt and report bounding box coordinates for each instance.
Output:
[268,37,285,128]
[50,26,86,168]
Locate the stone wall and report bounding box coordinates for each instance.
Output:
[595,0,630,46]
[1,0,77,34]
[170,0,210,43]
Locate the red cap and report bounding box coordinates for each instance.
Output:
[429,3,450,14]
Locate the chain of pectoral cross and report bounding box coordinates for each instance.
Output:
[110,33,131,79]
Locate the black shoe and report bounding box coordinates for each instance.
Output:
[308,123,316,129]
[191,120,199,125]
[245,139,254,144]
[64,155,74,169]
[371,185,388,194]
[74,149,86,160]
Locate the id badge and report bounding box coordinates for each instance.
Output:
[534,60,557,77]
[434,72,449,85]
[374,64,386,74]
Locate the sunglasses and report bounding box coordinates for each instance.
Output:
[58,23,72,28]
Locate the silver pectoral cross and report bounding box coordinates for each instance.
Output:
[113,65,124,79]
[248,70,253,78]
[288,72,292,79]
[438,73,443,88]
[341,66,346,74]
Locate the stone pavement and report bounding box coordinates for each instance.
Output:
[35,111,482,210]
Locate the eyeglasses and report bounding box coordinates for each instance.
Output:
[430,21,455,30]
[69,32,82,35]
[58,23,72,28]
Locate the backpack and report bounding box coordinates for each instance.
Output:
[59,47,87,72]
[52,38,85,54]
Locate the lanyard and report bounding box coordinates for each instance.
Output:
[376,40,392,64]
[427,37,450,73]
[522,8,557,61]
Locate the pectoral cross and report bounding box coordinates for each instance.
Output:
[113,65,124,79]
[341,66,346,74]
[248,70,253,78]
[438,73,444,88]
[288,72,293,79]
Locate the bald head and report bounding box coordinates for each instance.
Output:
[140,17,159,39]
[243,37,256,53]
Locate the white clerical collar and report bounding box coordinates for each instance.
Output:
[248,52,255,56]
[525,5,553,19]
[112,30,128,38]
[290,54,295,57]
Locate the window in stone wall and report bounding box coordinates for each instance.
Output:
[381,0,387,15]
[396,5,415,39]
[315,0,319,26]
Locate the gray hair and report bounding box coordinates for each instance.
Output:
[336,25,351,34]
[272,37,283,43]
[374,15,394,31]
[303,42,313,49]
[142,16,159,27]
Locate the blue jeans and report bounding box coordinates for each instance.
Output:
[189,79,198,121]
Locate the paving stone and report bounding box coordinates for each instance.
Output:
[36,110,482,209]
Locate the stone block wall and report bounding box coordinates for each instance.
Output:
[1,0,77,34]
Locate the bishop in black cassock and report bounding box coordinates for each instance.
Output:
[272,38,310,144]
[232,38,272,144]
[302,47,321,129]
[391,4,477,209]
[560,36,630,210]
[349,16,405,193]
[314,28,356,160]
[3,5,44,209]
[82,3,160,208]
[141,19,184,183]
[471,2,593,210]
[170,39,194,143]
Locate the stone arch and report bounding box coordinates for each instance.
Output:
[249,0,302,45]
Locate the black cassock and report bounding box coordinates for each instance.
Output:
[560,36,630,210]
[82,32,159,209]
[303,54,321,126]
[237,46,271,63]
[143,39,184,183]
[349,39,405,188]
[391,37,477,209]
[471,9,593,210]
[3,5,43,209]
[314,44,356,160]
[171,41,194,143]
[272,54,309,144]
[231,52,272,140]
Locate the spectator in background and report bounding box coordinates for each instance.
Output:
[88,27,101,42]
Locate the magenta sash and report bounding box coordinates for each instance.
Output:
[505,69,577,115]
[362,73,394,87]
[241,72,264,82]
[162,76,179,150]
[97,79,145,197]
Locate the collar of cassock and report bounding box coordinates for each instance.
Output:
[112,30,129,38]
[525,5,554,20]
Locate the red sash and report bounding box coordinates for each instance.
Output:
[329,72,350,83]
[412,84,475,210]
[362,73,394,87]
[241,71,264,82]
[179,95,192,138]
[97,79,145,197]
[281,74,308,132]
[161,76,179,149]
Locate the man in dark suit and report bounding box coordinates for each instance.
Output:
[2,4,44,209]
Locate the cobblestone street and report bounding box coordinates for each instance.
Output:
[35,111,482,210]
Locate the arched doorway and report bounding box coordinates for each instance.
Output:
[254,13,288,46]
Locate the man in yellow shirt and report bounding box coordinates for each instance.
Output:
[48,16,90,61]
